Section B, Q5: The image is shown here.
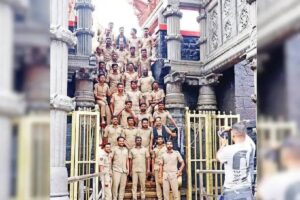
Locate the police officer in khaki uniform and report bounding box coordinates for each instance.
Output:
[136,103,153,127]
[111,136,129,200]
[138,69,155,108]
[152,136,167,200]
[94,74,111,125]
[103,116,124,148]
[110,83,127,116]
[149,81,165,111]
[141,27,153,57]
[123,116,139,150]
[159,140,185,200]
[129,136,151,200]
[102,37,114,63]
[119,100,136,128]
[153,101,177,127]
[123,63,138,92]
[107,64,122,94]
[99,143,112,200]
[126,46,140,71]
[106,52,123,73]
[127,80,143,114]
[137,118,153,152]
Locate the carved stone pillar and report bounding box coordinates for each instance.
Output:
[197,73,222,111]
[0,2,25,198]
[164,72,186,152]
[74,67,96,109]
[197,5,207,62]
[50,0,76,199]
[163,0,182,61]
[75,0,94,56]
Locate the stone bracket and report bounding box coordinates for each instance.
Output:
[0,92,25,117]
[165,34,183,42]
[163,9,182,18]
[50,25,77,47]
[196,12,207,22]
[186,73,222,86]
[50,94,75,112]
[75,67,97,80]
[75,28,95,37]
[198,37,207,45]
[164,71,187,84]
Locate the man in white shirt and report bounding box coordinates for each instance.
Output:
[216,122,255,200]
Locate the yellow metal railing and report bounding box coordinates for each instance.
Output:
[13,114,50,200]
[185,108,240,200]
[67,110,100,200]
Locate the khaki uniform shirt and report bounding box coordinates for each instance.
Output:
[116,49,128,70]
[111,146,128,173]
[106,61,123,73]
[137,128,153,149]
[126,55,140,69]
[151,89,165,102]
[99,151,112,174]
[123,72,138,91]
[94,83,109,103]
[102,46,114,63]
[128,37,142,53]
[152,145,167,171]
[138,76,155,93]
[129,146,150,172]
[141,36,152,50]
[104,125,124,147]
[124,127,138,149]
[120,109,136,128]
[161,150,183,173]
[107,72,122,93]
[153,110,173,125]
[136,112,153,127]
[127,90,142,112]
[140,57,151,71]
[111,92,128,115]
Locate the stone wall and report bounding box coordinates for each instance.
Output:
[234,61,256,121]
[216,67,235,113]
[156,30,200,61]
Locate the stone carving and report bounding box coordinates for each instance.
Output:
[224,0,231,17]
[50,94,75,112]
[165,34,183,42]
[50,25,77,47]
[209,9,219,52]
[224,21,232,39]
[237,0,249,32]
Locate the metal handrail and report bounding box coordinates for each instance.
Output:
[68,173,101,183]
[196,169,257,174]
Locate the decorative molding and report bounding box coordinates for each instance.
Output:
[199,37,207,44]
[165,34,183,41]
[196,11,207,23]
[208,8,219,52]
[50,25,77,47]
[75,28,95,37]
[50,94,75,112]
[164,71,187,84]
[0,92,25,117]
[237,0,250,32]
[186,73,222,86]
[75,67,97,81]
[163,9,182,18]
[74,1,95,11]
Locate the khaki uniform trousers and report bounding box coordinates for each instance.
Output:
[101,173,112,200]
[132,171,146,200]
[96,100,111,124]
[112,171,127,200]
[154,170,163,200]
[163,172,179,200]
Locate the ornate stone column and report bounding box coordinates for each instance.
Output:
[75,67,96,109]
[75,0,94,55]
[50,0,76,199]
[164,72,186,153]
[162,0,182,61]
[0,2,25,198]
[197,5,207,63]
[197,73,222,111]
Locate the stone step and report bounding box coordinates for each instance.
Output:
[124,191,158,200]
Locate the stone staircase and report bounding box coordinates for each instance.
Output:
[124,180,158,200]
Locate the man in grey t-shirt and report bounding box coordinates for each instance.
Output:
[217,122,255,200]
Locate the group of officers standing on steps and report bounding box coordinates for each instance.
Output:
[94,22,185,200]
